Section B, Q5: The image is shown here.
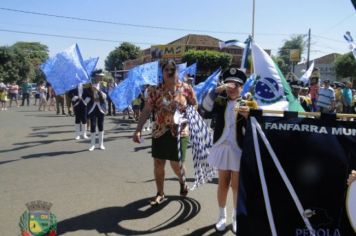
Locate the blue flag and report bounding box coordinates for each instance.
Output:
[40,44,91,95]
[109,61,159,111]
[83,57,99,77]
[241,74,256,97]
[179,63,197,82]
[193,68,221,104]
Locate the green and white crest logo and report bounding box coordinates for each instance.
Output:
[19,200,57,236]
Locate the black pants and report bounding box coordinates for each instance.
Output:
[107,97,116,115]
[21,93,30,106]
[89,107,105,132]
[74,104,88,124]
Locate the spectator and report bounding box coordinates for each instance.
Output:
[316,80,335,113]
[106,80,116,116]
[38,81,47,111]
[342,81,353,114]
[8,81,19,108]
[0,85,8,110]
[21,79,32,106]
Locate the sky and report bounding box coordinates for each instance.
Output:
[0,0,355,69]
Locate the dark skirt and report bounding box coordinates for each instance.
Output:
[152,131,189,162]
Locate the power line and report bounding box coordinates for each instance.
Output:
[0,7,247,35]
[0,28,154,45]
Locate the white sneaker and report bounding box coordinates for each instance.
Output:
[215,217,226,232]
[147,127,151,131]
[75,135,80,140]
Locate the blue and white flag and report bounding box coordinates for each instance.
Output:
[179,63,197,82]
[40,44,91,95]
[219,39,246,49]
[344,31,356,60]
[241,74,256,97]
[299,61,314,86]
[251,41,304,111]
[240,36,252,72]
[83,57,99,77]
[109,61,159,111]
[193,68,221,104]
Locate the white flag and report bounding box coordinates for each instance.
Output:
[251,41,288,110]
[299,61,314,86]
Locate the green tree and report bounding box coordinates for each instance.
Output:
[278,34,306,75]
[12,42,49,82]
[0,42,49,83]
[105,42,141,72]
[334,52,356,80]
[182,49,232,74]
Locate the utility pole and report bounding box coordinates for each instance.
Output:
[306,28,311,69]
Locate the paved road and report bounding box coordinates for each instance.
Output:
[0,104,237,236]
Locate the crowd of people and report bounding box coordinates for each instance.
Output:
[1,62,356,234]
[288,68,356,115]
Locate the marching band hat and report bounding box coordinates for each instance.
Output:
[91,69,105,77]
[223,67,247,85]
[289,80,304,89]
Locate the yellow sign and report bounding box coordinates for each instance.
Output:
[289,49,300,62]
[150,45,188,58]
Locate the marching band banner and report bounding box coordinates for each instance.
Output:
[237,114,356,236]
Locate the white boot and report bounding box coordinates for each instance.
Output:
[75,124,81,140]
[88,133,96,151]
[215,207,226,232]
[99,131,105,150]
[232,209,237,233]
[82,124,89,139]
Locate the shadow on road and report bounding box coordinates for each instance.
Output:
[184,224,233,236]
[57,196,201,235]
[21,150,87,159]
[0,139,73,154]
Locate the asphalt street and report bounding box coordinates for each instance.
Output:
[0,103,237,236]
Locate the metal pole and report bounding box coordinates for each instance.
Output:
[306,28,311,69]
[252,0,255,39]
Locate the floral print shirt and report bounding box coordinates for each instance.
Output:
[147,81,197,138]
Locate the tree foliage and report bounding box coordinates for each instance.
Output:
[277,34,306,75]
[105,42,141,72]
[334,52,356,79]
[182,49,232,73]
[0,42,48,83]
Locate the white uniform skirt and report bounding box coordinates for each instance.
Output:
[207,141,242,172]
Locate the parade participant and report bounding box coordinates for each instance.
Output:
[202,67,257,233]
[290,80,311,112]
[88,70,107,151]
[8,81,19,108]
[71,83,90,140]
[55,94,66,115]
[132,60,197,206]
[65,92,73,116]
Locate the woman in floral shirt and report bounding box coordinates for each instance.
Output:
[133,60,197,206]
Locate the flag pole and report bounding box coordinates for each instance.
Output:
[252,0,255,39]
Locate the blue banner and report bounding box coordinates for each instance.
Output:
[83,57,99,78]
[40,44,91,95]
[109,61,159,111]
[193,68,221,104]
[179,63,197,82]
